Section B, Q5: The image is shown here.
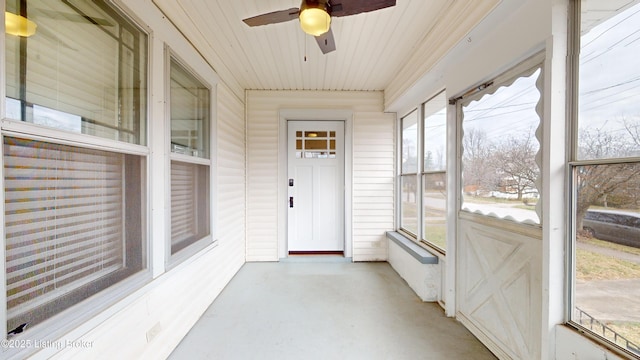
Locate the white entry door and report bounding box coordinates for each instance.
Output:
[287,121,345,252]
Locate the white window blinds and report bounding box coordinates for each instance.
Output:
[4,137,125,320]
[171,161,197,248]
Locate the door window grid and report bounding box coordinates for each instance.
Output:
[295,130,337,159]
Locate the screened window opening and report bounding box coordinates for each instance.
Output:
[3,136,146,332]
[461,66,542,224]
[169,56,212,259]
[4,0,148,145]
[400,110,419,235]
[570,1,640,356]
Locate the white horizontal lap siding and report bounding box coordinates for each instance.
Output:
[352,112,395,261]
[216,85,247,261]
[246,93,281,261]
[246,90,394,262]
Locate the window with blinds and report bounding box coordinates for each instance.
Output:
[170,161,210,254]
[168,54,212,261]
[3,137,145,331]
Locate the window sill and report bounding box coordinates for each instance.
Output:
[386,231,438,264]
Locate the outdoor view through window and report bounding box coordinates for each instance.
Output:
[572,1,640,356]
[461,68,542,225]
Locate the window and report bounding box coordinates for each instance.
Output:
[169,55,211,260]
[422,92,447,251]
[3,0,148,339]
[4,137,146,332]
[400,110,418,235]
[570,1,640,356]
[5,0,147,144]
[460,59,542,225]
[397,92,449,252]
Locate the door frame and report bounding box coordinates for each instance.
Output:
[278,109,353,260]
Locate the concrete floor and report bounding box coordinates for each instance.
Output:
[169,261,497,360]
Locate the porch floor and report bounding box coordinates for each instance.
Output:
[169,261,497,359]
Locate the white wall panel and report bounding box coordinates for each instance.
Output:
[246,90,394,262]
[457,214,542,360]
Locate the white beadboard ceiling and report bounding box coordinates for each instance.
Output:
[150,0,497,96]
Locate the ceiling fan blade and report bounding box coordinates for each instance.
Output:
[315,28,336,54]
[243,8,299,27]
[329,0,396,17]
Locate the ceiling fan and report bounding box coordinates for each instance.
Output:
[242,0,396,54]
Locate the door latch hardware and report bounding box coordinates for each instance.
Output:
[289,197,294,208]
[289,179,294,186]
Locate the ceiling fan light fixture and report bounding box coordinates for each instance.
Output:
[5,12,37,37]
[299,1,330,36]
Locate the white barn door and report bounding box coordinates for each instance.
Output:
[287,121,345,253]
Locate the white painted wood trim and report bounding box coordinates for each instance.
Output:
[278,109,354,260]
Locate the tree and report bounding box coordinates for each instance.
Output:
[575,125,640,230]
[462,128,499,194]
[491,131,539,201]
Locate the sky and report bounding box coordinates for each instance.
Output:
[579,1,640,136]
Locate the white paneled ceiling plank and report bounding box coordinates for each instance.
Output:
[339,14,368,90]
[275,20,301,89]
[191,1,252,87]
[232,0,276,89]
[210,0,265,89]
[154,0,499,94]
[350,3,411,90]
[385,0,500,108]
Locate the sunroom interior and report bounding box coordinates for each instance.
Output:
[2,0,640,359]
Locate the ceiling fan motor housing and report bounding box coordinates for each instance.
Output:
[299,0,332,36]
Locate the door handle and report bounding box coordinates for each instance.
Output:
[289,197,294,208]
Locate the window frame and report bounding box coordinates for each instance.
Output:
[165,47,215,267]
[420,91,448,253]
[399,109,419,238]
[0,0,152,353]
[397,91,449,254]
[567,0,640,357]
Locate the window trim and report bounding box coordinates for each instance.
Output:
[164,47,216,268]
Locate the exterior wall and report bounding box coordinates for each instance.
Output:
[246,90,394,262]
[8,1,247,359]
